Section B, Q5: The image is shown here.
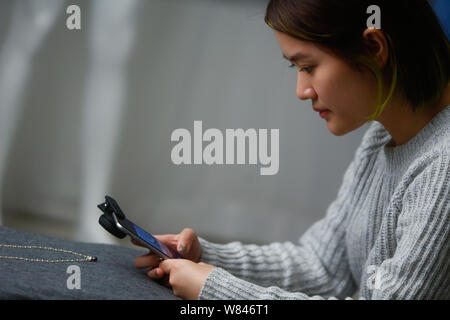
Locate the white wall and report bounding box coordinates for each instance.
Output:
[0,0,367,245]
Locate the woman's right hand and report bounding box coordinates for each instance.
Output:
[132,228,203,281]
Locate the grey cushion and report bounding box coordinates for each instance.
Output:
[0,226,179,300]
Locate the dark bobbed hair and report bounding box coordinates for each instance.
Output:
[265,0,450,122]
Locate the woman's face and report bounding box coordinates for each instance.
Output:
[274,30,378,136]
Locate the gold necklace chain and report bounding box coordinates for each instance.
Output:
[0,244,97,263]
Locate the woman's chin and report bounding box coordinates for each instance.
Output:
[326,120,344,136]
[329,127,347,136]
[327,120,361,136]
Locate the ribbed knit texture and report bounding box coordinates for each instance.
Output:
[198,106,450,300]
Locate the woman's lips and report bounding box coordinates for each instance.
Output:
[313,105,330,112]
[319,110,331,118]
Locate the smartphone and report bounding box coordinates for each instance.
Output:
[111,212,181,260]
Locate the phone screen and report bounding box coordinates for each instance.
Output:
[119,218,180,259]
[133,224,176,258]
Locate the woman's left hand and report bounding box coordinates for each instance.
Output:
[153,259,215,300]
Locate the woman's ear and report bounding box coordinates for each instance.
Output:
[362,28,389,68]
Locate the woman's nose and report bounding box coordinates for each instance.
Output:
[297,73,316,100]
[296,85,316,101]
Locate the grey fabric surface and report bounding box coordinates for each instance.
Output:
[0,226,179,299]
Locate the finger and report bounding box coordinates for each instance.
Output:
[158,259,174,274]
[177,228,196,253]
[155,274,171,288]
[131,239,145,247]
[161,276,170,288]
[134,254,163,269]
[154,234,178,247]
[147,267,165,280]
[153,234,175,241]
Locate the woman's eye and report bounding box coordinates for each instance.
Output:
[300,66,313,73]
[288,64,313,73]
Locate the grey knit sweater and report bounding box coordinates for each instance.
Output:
[198,105,450,300]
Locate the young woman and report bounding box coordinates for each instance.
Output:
[134,0,450,299]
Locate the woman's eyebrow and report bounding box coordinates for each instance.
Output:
[282,52,311,62]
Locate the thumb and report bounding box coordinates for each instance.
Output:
[177,228,196,254]
[153,234,178,250]
[159,259,175,274]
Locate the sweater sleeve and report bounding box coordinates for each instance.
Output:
[198,152,450,300]
[197,149,365,299]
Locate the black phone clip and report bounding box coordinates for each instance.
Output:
[97,195,127,239]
